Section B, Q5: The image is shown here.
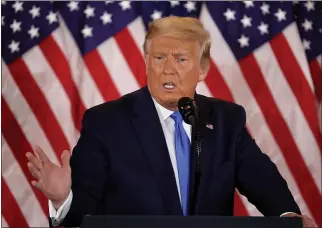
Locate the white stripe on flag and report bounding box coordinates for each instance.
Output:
[317,55,322,68]
[54,15,105,108]
[283,23,314,92]
[2,136,48,227]
[22,46,77,148]
[196,81,213,98]
[254,43,321,191]
[97,38,140,96]
[128,17,146,57]
[199,4,312,216]
[2,60,59,165]
[2,216,9,228]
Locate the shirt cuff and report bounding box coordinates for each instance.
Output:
[280,212,298,217]
[48,190,73,226]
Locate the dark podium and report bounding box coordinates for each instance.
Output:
[80,215,302,228]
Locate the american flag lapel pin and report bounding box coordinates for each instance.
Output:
[206,123,214,130]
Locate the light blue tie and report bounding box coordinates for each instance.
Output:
[170,111,190,216]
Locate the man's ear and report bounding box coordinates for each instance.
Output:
[144,55,148,74]
[198,63,209,82]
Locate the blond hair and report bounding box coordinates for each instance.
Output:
[143,16,211,69]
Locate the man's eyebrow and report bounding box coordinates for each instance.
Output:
[154,51,189,55]
[173,52,189,56]
[151,51,167,55]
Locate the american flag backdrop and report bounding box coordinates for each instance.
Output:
[1,1,321,227]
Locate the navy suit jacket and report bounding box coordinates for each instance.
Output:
[59,86,300,227]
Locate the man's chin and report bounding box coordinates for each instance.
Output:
[162,95,181,110]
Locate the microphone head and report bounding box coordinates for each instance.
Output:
[177,97,198,125]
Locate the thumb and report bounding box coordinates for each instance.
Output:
[61,150,71,169]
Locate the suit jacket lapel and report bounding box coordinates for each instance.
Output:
[131,87,182,215]
[193,95,219,213]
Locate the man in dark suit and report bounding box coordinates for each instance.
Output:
[25,16,315,227]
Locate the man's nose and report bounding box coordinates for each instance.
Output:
[163,58,176,74]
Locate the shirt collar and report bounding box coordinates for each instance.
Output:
[152,97,174,122]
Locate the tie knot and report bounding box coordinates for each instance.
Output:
[170,111,183,124]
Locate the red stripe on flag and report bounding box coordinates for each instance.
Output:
[114,28,147,87]
[2,97,48,215]
[239,54,322,225]
[270,35,322,150]
[8,59,70,155]
[234,191,249,216]
[2,177,29,228]
[309,59,322,102]
[39,35,86,131]
[84,50,120,101]
[205,61,234,102]
[204,61,248,215]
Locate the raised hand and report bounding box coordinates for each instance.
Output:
[26,146,72,209]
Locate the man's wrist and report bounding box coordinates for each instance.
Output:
[51,193,71,210]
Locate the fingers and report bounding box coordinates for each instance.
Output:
[33,145,50,163]
[31,180,43,191]
[281,213,317,228]
[302,215,317,228]
[27,162,42,180]
[26,152,43,170]
[61,150,71,169]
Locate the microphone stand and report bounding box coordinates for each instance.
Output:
[189,117,202,215]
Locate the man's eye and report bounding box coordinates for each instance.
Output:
[178,57,187,62]
[155,56,164,60]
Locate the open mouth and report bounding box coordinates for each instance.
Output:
[163,82,176,90]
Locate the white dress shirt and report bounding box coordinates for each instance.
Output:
[49,98,294,225]
[49,98,191,225]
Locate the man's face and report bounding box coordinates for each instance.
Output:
[146,36,206,110]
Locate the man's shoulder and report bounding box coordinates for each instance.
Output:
[197,94,246,125]
[82,88,144,125]
[198,94,245,115]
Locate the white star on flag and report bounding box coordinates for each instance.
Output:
[46,11,58,24]
[302,19,313,32]
[238,34,250,48]
[8,40,20,53]
[10,19,22,33]
[170,1,180,8]
[67,1,79,12]
[105,1,113,5]
[223,8,236,21]
[100,12,112,25]
[84,5,95,18]
[1,16,4,26]
[29,5,40,19]
[260,3,270,15]
[304,1,315,12]
[275,8,287,22]
[258,22,269,35]
[184,1,196,12]
[28,25,40,39]
[303,39,311,50]
[241,15,252,28]
[12,1,24,13]
[151,10,163,20]
[119,1,131,11]
[81,24,93,38]
[243,1,254,8]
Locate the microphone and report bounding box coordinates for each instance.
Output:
[177,97,202,215]
[177,97,199,127]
